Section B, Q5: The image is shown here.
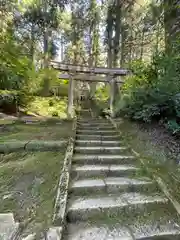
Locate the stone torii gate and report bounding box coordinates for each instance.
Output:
[50,61,130,118]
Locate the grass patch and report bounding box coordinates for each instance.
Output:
[0,120,72,236]
[22,96,68,119]
[0,152,64,235]
[0,95,72,141]
[0,120,72,142]
[116,118,180,205]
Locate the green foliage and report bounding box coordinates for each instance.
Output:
[49,99,54,107]
[166,120,180,135]
[27,97,68,119]
[0,34,36,92]
[0,90,34,114]
[95,84,109,102]
[115,54,180,134]
[52,111,59,117]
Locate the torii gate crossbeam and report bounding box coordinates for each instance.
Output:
[59,73,124,83]
[50,61,129,76]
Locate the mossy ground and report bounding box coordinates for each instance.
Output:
[26,96,68,118]
[0,152,64,235]
[0,97,73,235]
[0,120,72,142]
[116,119,180,206]
[0,121,72,235]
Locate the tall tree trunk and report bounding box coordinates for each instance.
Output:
[140,31,145,60]
[43,30,49,68]
[88,0,100,99]
[107,6,113,69]
[30,23,35,66]
[120,26,125,67]
[42,0,50,96]
[61,35,64,61]
[164,0,180,54]
[113,0,121,68]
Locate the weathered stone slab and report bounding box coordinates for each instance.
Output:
[72,164,138,179]
[76,134,121,140]
[70,177,154,196]
[74,146,128,154]
[0,140,67,153]
[25,140,66,151]
[77,122,110,127]
[129,219,180,239]
[45,227,63,240]
[77,126,115,131]
[75,140,122,147]
[76,130,118,135]
[77,119,109,124]
[0,213,19,240]
[73,154,136,165]
[67,193,168,221]
[66,223,133,240]
[0,141,28,153]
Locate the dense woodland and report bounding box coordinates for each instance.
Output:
[1,0,180,133]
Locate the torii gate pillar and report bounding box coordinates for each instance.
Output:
[67,74,75,119]
[110,77,116,118]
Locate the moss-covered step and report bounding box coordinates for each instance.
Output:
[65,217,180,240]
[69,177,159,196]
[73,154,136,165]
[74,146,128,154]
[75,140,123,147]
[77,122,111,127]
[77,119,109,124]
[76,134,121,141]
[76,130,118,135]
[71,164,138,179]
[77,126,115,131]
[67,192,170,222]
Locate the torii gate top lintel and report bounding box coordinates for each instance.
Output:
[50,61,130,76]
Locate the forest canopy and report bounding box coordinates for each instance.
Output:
[1,0,180,132]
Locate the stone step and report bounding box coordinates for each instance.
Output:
[74,146,128,154]
[77,121,109,125]
[76,130,118,135]
[69,177,157,196]
[78,119,109,123]
[65,219,180,240]
[42,227,63,240]
[0,213,19,240]
[77,122,111,127]
[71,164,138,179]
[75,140,122,147]
[67,192,169,222]
[76,134,121,141]
[73,154,136,164]
[77,126,115,131]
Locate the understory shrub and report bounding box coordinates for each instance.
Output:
[52,111,59,117]
[115,54,180,134]
[0,90,34,114]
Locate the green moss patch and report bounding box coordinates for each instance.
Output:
[26,96,68,118]
[0,151,65,235]
[116,119,180,206]
[0,119,73,235]
[0,120,72,142]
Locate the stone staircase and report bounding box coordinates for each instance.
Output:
[63,109,180,240]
